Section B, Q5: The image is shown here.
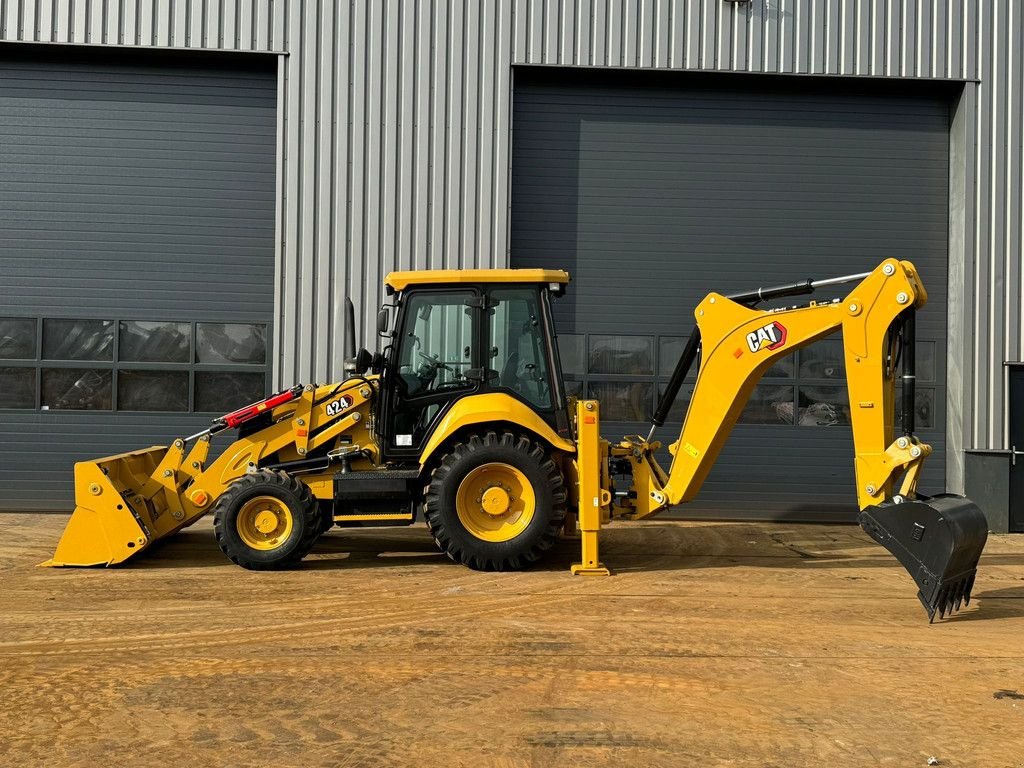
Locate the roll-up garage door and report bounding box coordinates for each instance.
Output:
[511,70,950,519]
[0,50,277,510]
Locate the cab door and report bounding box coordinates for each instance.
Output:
[382,289,481,458]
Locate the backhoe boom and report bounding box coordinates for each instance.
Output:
[631,259,925,515]
[571,259,987,620]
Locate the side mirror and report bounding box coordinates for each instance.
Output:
[351,348,372,375]
[370,351,385,374]
[377,307,391,337]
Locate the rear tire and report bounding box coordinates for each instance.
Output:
[424,431,567,571]
[212,470,320,570]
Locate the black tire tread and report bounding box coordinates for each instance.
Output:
[424,431,568,571]
[212,469,320,570]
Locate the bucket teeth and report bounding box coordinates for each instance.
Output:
[859,494,987,622]
[961,576,974,607]
[926,575,976,623]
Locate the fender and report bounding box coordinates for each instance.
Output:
[419,393,576,467]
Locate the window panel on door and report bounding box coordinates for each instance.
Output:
[196,323,267,365]
[589,335,654,375]
[0,317,271,412]
[390,291,476,450]
[119,321,190,363]
[557,334,585,376]
[0,318,36,360]
[41,368,112,410]
[397,292,475,397]
[489,288,552,409]
[739,383,796,425]
[895,386,936,430]
[797,385,851,426]
[798,339,846,380]
[42,319,114,361]
[118,370,190,412]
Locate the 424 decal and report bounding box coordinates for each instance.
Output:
[325,395,353,416]
[746,321,788,353]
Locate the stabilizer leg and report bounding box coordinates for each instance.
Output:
[571,530,609,576]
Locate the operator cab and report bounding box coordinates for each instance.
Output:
[377,269,571,460]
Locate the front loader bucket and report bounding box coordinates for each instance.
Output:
[42,445,189,567]
[858,494,988,622]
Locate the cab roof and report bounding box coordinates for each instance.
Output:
[384,268,570,294]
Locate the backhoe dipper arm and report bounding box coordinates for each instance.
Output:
[627,259,927,517]
[605,258,987,621]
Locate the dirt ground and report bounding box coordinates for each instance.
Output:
[1,514,1023,768]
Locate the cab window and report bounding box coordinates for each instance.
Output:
[396,291,474,398]
[488,288,552,409]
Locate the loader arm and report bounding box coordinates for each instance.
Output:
[42,378,378,567]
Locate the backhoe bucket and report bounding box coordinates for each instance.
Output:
[858,494,988,622]
[42,445,189,567]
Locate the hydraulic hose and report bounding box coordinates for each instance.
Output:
[651,329,701,428]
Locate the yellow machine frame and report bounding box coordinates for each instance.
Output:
[45,257,987,620]
[569,259,929,574]
[48,258,925,569]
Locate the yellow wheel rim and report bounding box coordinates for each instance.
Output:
[455,462,536,543]
[236,495,294,551]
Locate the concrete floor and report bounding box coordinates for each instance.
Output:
[1,513,1023,767]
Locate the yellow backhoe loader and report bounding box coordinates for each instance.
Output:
[44,259,988,621]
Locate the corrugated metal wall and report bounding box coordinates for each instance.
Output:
[0,1,284,50]
[0,1,1020,479]
[510,0,977,78]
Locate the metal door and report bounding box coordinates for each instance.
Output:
[511,70,952,517]
[0,50,277,510]
[1009,366,1024,532]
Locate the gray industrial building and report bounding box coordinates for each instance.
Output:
[0,1,1020,530]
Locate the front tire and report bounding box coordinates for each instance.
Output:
[212,470,320,570]
[424,432,567,571]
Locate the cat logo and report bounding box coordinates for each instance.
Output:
[326,396,352,416]
[746,321,788,353]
